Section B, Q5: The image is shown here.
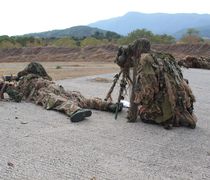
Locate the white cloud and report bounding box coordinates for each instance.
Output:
[0,0,209,35]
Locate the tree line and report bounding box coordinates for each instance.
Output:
[0,28,207,49]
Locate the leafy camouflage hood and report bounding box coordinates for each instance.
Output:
[17,62,52,80]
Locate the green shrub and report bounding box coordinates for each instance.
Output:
[56,65,62,69]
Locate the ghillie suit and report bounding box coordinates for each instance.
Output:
[17,62,52,80]
[178,56,210,70]
[113,38,197,129]
[3,62,122,122]
[134,52,197,129]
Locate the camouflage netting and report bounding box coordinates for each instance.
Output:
[17,62,52,80]
[178,56,210,69]
[134,52,197,128]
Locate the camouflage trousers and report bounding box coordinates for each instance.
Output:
[30,84,111,117]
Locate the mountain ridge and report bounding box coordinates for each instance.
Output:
[24,12,210,39]
[89,12,210,38]
[25,25,111,38]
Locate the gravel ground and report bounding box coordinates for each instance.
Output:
[0,68,210,180]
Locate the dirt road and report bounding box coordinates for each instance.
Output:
[0,62,119,80]
[0,69,210,180]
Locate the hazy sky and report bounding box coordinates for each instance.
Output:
[1,0,209,36]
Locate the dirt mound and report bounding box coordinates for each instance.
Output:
[0,44,118,63]
[152,43,210,59]
[0,44,210,67]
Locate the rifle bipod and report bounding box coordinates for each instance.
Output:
[104,70,122,102]
[115,73,127,119]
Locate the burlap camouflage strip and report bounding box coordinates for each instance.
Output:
[134,52,197,128]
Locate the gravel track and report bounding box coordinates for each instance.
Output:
[0,69,210,180]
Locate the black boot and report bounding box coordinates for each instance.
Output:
[107,103,123,113]
[70,109,92,122]
[141,118,157,124]
[163,123,173,130]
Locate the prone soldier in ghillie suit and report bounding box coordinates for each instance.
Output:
[178,56,210,70]
[1,62,122,122]
[115,38,197,129]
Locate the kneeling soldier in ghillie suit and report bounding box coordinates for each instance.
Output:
[1,62,122,122]
[115,38,197,129]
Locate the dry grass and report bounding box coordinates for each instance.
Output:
[0,61,120,80]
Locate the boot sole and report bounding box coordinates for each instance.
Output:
[71,110,92,122]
